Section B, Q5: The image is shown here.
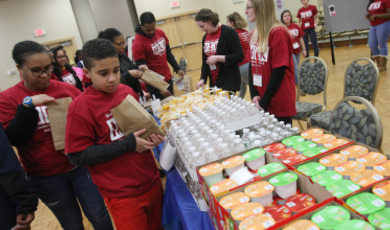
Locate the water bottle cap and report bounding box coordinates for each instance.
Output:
[235,139,241,143]
[190,147,196,151]
[235,135,241,139]
[203,142,209,147]
[186,141,192,145]
[207,130,213,134]
[293,127,299,131]
[195,134,201,138]
[243,129,249,133]
[193,152,200,157]
[272,133,278,137]
[249,135,256,140]
[212,134,218,139]
[207,148,214,153]
[217,138,223,142]
[224,129,231,134]
[229,134,235,138]
[254,140,261,145]
[199,138,205,142]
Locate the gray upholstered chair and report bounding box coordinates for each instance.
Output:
[293,57,328,130]
[329,96,383,150]
[309,58,379,130]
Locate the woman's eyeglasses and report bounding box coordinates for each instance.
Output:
[22,65,54,77]
[113,41,128,47]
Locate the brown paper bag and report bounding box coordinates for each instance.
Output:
[110,95,165,139]
[46,97,73,151]
[141,70,169,91]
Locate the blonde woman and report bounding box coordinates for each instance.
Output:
[246,0,296,125]
[226,12,250,98]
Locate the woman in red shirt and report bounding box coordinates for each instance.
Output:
[246,0,296,125]
[51,46,84,91]
[281,10,307,95]
[226,12,250,98]
[195,9,244,93]
[366,0,390,71]
[297,0,319,57]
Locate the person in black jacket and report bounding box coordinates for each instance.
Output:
[98,28,148,98]
[0,122,38,230]
[51,46,84,92]
[195,8,244,93]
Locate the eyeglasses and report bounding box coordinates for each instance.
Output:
[113,41,128,47]
[246,6,254,10]
[56,55,66,59]
[22,65,54,77]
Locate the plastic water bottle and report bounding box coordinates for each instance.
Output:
[207,148,217,161]
[220,143,231,157]
[292,127,300,135]
[247,135,256,149]
[234,139,246,152]
[242,129,250,148]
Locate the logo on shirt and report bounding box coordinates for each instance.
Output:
[36,105,51,133]
[369,2,381,11]
[62,73,76,86]
[288,29,299,39]
[300,10,313,19]
[105,114,124,141]
[151,38,167,56]
[204,40,219,56]
[250,44,269,64]
[239,32,250,43]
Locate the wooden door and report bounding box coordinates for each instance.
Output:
[185,43,203,71]
[155,18,181,48]
[178,15,204,45]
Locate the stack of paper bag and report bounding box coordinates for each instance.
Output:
[141,70,169,92]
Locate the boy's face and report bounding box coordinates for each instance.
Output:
[301,0,309,6]
[84,57,120,93]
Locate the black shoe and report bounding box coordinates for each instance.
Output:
[159,169,166,178]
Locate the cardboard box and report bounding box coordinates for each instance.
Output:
[210,169,334,230]
[196,148,288,209]
[272,199,377,229]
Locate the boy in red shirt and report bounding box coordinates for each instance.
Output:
[132,12,185,100]
[297,0,319,57]
[65,38,165,230]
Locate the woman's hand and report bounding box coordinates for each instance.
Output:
[206,55,219,65]
[27,94,57,108]
[148,134,165,148]
[138,65,149,71]
[302,50,307,58]
[370,15,376,21]
[366,13,371,20]
[196,79,205,89]
[252,96,263,110]
[177,70,185,77]
[160,90,172,98]
[129,70,143,79]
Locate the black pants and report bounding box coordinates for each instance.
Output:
[276,117,293,126]
[146,78,173,100]
[303,28,319,57]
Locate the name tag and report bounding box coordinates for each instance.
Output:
[305,22,310,27]
[293,42,300,49]
[253,74,262,87]
[210,64,217,70]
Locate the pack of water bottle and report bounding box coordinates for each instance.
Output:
[168,96,300,168]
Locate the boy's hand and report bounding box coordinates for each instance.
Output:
[13,213,35,230]
[129,70,143,79]
[148,134,165,147]
[26,94,57,107]
[134,129,156,152]
[138,65,149,71]
[160,90,172,98]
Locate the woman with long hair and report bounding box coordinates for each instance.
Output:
[98,28,147,97]
[195,8,244,93]
[51,46,84,91]
[226,12,250,98]
[281,10,307,95]
[366,0,390,71]
[246,0,296,125]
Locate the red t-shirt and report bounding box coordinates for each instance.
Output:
[235,28,250,66]
[287,23,305,54]
[204,25,222,84]
[297,5,318,29]
[248,27,297,117]
[65,84,159,198]
[132,28,172,82]
[0,80,81,176]
[61,69,77,87]
[368,0,390,26]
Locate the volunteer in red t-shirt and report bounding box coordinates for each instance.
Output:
[281,10,307,95]
[366,0,390,72]
[297,0,319,57]
[246,0,296,125]
[132,12,185,100]
[226,12,251,98]
[195,9,244,93]
[0,41,113,230]
[51,46,84,92]
[65,39,165,230]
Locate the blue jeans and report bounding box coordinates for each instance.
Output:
[292,53,301,85]
[369,20,390,56]
[238,63,250,98]
[303,28,319,57]
[27,166,113,230]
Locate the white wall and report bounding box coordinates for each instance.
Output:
[0,0,83,91]
[71,0,98,43]
[284,0,319,19]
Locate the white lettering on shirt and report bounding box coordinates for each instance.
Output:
[300,10,313,19]
[239,32,250,43]
[106,117,125,141]
[288,29,299,39]
[62,73,77,86]
[204,40,219,56]
[251,44,269,64]
[36,106,51,132]
[151,38,167,56]
[369,2,381,11]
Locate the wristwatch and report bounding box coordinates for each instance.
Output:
[23,96,35,109]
